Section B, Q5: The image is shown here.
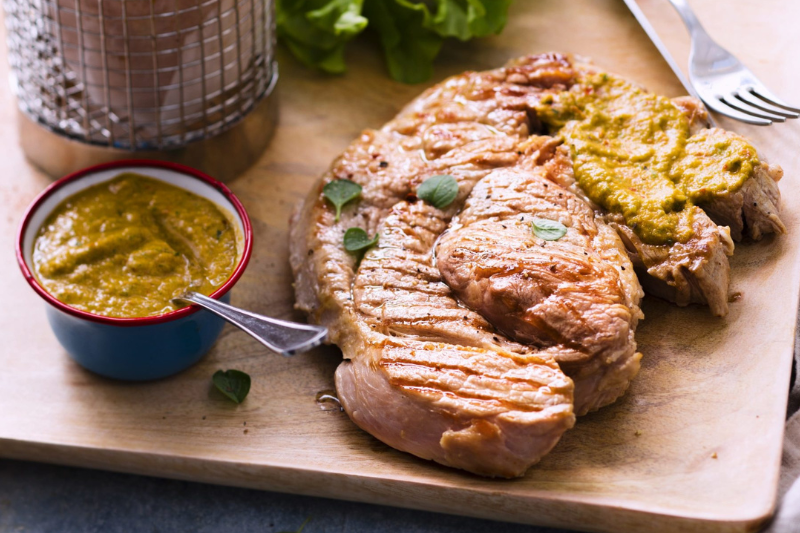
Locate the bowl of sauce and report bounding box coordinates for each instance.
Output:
[16,160,252,380]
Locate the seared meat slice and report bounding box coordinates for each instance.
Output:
[699,152,786,241]
[290,55,581,477]
[389,52,575,143]
[609,209,734,316]
[337,200,575,478]
[437,138,643,415]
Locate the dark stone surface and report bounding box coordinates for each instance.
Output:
[0,459,572,533]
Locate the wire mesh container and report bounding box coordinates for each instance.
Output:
[4,0,276,152]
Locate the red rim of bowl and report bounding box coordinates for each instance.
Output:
[15,159,253,327]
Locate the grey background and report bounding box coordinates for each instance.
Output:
[0,458,569,533]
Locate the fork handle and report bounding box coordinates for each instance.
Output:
[667,0,706,36]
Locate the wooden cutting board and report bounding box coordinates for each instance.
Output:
[2,1,799,532]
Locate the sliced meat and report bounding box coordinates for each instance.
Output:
[539,64,783,315]
[436,138,643,415]
[337,200,575,478]
[699,155,786,241]
[609,208,734,316]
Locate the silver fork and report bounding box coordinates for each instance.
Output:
[668,0,800,125]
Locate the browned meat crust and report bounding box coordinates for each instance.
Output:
[339,198,575,478]
[291,53,574,334]
[609,209,734,316]
[436,138,642,415]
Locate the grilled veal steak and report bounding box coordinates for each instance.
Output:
[289,53,784,476]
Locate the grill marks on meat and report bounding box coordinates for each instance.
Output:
[290,55,584,477]
[290,54,575,343]
[436,138,643,415]
[337,199,575,477]
[289,53,785,477]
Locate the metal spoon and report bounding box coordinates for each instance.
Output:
[172,291,327,356]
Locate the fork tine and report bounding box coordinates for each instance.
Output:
[735,90,799,119]
[703,97,773,126]
[720,96,785,123]
[748,86,800,114]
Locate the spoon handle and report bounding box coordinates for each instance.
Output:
[173,292,327,356]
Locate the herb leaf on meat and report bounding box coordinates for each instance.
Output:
[417,174,458,209]
[323,179,363,221]
[344,227,379,253]
[531,218,568,241]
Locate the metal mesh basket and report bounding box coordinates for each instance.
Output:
[4,0,276,151]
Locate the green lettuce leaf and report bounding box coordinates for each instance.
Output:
[428,0,512,41]
[276,0,512,82]
[362,0,443,84]
[276,0,368,74]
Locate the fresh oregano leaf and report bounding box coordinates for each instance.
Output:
[323,179,362,221]
[417,174,458,209]
[531,218,568,241]
[212,369,251,404]
[343,227,378,253]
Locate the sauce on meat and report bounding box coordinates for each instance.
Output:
[536,72,758,245]
[33,173,239,318]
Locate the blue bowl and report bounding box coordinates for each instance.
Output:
[16,160,253,381]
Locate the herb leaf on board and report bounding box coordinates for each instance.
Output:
[343,227,378,253]
[531,218,568,241]
[417,174,458,209]
[323,179,362,221]
[212,370,251,404]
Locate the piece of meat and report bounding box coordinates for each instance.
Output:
[338,199,575,478]
[436,138,643,415]
[699,155,786,241]
[609,208,734,316]
[290,55,582,477]
[551,65,782,315]
[289,53,785,477]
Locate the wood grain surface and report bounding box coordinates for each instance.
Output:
[2,1,799,532]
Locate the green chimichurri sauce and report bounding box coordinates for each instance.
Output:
[536,72,758,245]
[33,173,240,318]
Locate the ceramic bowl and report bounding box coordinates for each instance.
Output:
[16,160,252,381]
